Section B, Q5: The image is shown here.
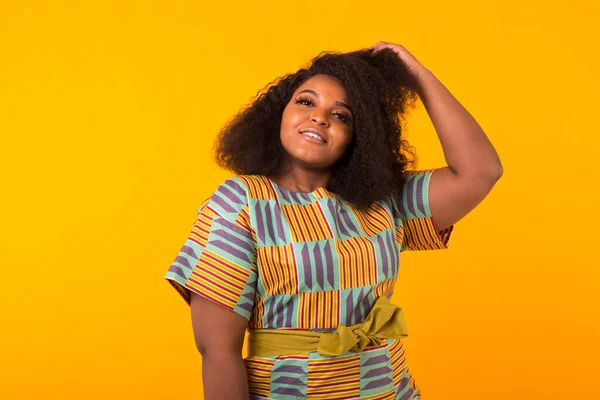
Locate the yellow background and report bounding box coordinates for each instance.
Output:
[1,1,598,399]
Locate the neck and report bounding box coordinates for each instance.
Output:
[269,165,332,193]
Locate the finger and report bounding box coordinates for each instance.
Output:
[372,42,398,53]
[370,43,387,52]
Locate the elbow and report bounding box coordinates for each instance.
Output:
[459,163,503,182]
[481,167,503,185]
[197,342,234,358]
[480,150,504,181]
[490,163,503,181]
[480,158,504,182]
[491,151,504,180]
[196,341,208,357]
[194,334,244,358]
[194,335,215,357]
[198,344,243,364]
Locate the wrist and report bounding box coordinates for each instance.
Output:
[413,67,435,94]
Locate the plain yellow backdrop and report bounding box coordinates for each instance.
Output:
[1,1,598,399]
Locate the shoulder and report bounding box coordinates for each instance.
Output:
[397,169,435,195]
[214,175,251,199]
[394,169,437,219]
[202,175,272,217]
[401,168,435,180]
[193,176,247,219]
[206,175,250,211]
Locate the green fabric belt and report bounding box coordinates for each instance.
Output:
[247,296,408,357]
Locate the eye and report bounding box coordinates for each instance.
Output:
[295,96,314,106]
[333,112,351,123]
[295,96,352,124]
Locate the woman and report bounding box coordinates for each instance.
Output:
[165,42,503,399]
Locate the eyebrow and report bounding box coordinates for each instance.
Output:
[298,89,353,114]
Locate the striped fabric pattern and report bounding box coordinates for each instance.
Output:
[395,169,453,251]
[306,354,361,398]
[165,170,453,399]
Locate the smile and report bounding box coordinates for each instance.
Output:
[301,132,326,144]
[299,128,327,144]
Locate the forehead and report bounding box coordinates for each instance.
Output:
[295,74,349,101]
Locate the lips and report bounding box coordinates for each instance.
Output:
[299,127,327,143]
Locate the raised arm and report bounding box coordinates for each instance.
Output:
[190,293,249,400]
[372,42,503,231]
[416,68,503,231]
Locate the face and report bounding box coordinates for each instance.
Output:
[279,74,354,171]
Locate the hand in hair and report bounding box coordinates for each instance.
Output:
[370,42,429,81]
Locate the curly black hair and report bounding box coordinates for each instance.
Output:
[214,48,420,209]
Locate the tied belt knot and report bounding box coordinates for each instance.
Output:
[247,296,408,357]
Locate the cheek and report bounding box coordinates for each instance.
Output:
[281,107,303,128]
[335,130,354,153]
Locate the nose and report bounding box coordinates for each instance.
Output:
[311,110,329,127]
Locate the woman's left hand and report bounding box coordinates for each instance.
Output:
[370,42,429,81]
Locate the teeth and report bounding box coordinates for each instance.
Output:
[301,131,324,142]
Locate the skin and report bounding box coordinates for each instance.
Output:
[190,294,249,400]
[269,73,355,193]
[190,75,357,400]
[191,42,503,399]
[370,41,503,231]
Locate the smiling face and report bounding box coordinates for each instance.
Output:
[279,74,354,172]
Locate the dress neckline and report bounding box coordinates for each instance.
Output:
[266,176,329,196]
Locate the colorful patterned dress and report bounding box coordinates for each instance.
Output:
[165,170,453,399]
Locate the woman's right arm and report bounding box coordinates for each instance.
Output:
[190,292,249,400]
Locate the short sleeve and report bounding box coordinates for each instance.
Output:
[395,169,454,252]
[164,177,257,320]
